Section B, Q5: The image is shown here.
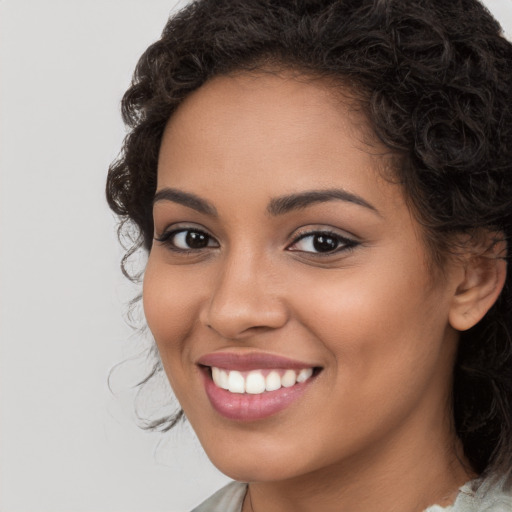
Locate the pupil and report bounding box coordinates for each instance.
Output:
[186,231,208,248]
[313,234,338,252]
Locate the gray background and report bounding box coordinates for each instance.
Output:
[0,1,510,511]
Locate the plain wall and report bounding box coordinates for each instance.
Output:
[0,1,510,511]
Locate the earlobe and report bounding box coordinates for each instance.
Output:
[449,238,507,332]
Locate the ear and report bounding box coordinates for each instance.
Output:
[449,235,507,331]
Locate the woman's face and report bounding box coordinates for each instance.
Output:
[144,73,463,482]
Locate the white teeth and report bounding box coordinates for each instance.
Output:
[211,367,315,394]
[265,371,281,391]
[212,366,230,390]
[228,370,245,394]
[281,369,296,388]
[245,372,266,394]
[219,369,229,390]
[296,368,313,383]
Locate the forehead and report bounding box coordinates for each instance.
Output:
[157,72,402,214]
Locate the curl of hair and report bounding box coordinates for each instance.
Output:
[106,0,512,477]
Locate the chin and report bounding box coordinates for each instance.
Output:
[200,437,321,483]
[211,458,296,483]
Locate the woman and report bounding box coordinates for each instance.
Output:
[106,0,512,510]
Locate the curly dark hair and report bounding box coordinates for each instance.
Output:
[106,0,512,478]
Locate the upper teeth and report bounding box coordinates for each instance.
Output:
[211,367,314,394]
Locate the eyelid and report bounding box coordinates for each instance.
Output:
[288,225,358,243]
[286,227,359,254]
[154,222,214,239]
[154,224,219,251]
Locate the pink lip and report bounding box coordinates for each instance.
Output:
[197,351,320,422]
[197,351,317,371]
[202,372,314,421]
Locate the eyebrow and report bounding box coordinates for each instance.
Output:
[267,189,380,216]
[152,187,380,218]
[153,188,218,216]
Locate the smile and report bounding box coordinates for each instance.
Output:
[197,352,321,421]
[211,367,314,394]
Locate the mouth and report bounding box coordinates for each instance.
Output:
[209,366,316,394]
[197,352,322,421]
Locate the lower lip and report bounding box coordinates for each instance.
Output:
[202,370,314,421]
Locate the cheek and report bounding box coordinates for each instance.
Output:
[280,265,456,463]
[142,257,203,360]
[289,260,451,390]
[142,257,211,409]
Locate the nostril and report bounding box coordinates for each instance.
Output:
[201,290,289,339]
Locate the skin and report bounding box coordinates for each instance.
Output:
[143,72,476,512]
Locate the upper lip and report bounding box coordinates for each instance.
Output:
[197,351,320,371]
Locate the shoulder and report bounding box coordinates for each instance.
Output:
[426,474,512,512]
[191,481,248,512]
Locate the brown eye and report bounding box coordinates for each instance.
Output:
[288,231,358,254]
[185,231,210,249]
[312,234,339,252]
[155,228,219,251]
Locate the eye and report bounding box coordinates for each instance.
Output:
[288,230,357,254]
[155,228,219,251]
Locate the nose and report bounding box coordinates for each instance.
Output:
[199,250,289,340]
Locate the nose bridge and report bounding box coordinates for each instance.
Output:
[202,243,287,339]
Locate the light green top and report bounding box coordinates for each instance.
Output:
[191,476,512,512]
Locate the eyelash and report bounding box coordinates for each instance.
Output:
[154,228,218,254]
[287,230,359,255]
[154,227,359,256]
